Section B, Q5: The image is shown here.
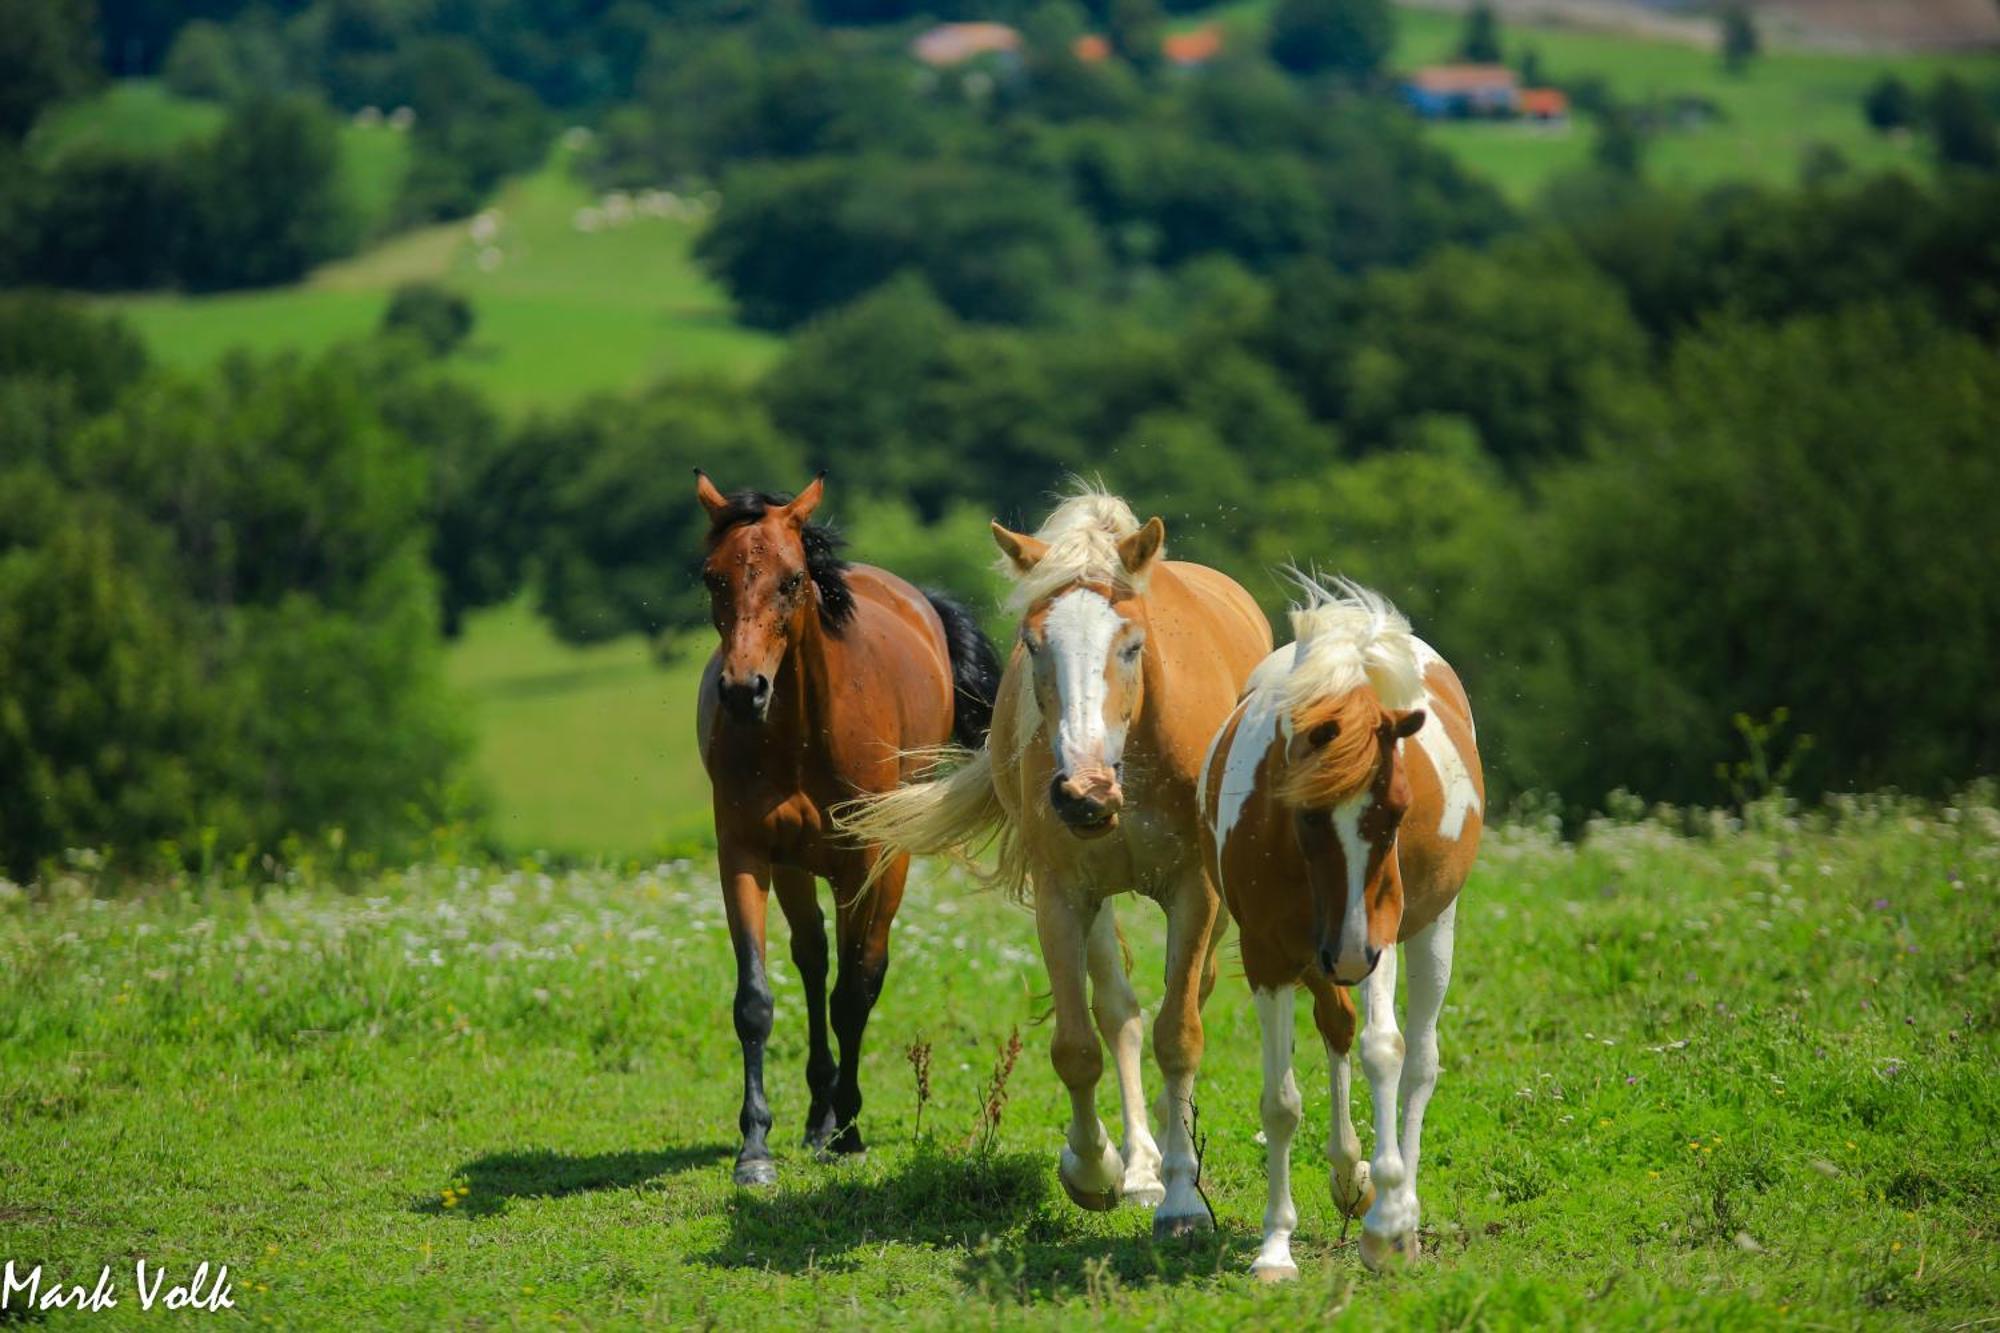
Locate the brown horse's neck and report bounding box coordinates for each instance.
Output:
[773,600,838,743]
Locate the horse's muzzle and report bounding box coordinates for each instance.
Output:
[1319,943,1382,987]
[1049,770,1122,839]
[719,673,772,723]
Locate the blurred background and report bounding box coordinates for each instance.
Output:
[2,0,1995,875]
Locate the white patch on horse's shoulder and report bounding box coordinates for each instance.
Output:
[1403,699,1480,842]
[1214,685,1284,866]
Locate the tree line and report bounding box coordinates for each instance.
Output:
[3,0,1997,877]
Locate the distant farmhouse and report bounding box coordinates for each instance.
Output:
[910,21,1022,68]
[910,20,1225,71]
[1403,64,1569,124]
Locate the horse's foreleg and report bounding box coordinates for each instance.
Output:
[1390,901,1457,1257]
[1251,985,1303,1281]
[825,850,904,1157]
[1038,887,1122,1211]
[1308,975,1372,1222]
[773,866,835,1151]
[1086,902,1163,1207]
[1151,873,1219,1240]
[719,842,777,1187]
[1357,943,1413,1269]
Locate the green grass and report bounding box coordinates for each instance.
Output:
[2,795,1993,1326]
[1205,2,1990,202]
[446,601,715,859]
[26,80,224,157]
[107,143,778,416]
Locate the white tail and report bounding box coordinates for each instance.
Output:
[832,747,1027,898]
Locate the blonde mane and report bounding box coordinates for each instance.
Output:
[1275,573,1425,808]
[1002,482,1151,610]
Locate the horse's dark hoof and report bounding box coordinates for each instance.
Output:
[825,1124,867,1158]
[733,1157,778,1188]
[1153,1210,1214,1242]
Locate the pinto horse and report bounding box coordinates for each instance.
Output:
[696,472,1000,1186]
[840,489,1271,1237]
[1198,576,1483,1277]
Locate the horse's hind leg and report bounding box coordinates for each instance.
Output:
[1087,902,1164,1207]
[825,850,905,1157]
[718,840,778,1187]
[1038,886,1123,1211]
[773,865,836,1151]
[1307,975,1372,1221]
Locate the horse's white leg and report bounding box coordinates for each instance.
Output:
[1307,978,1371,1221]
[1087,902,1163,1206]
[1037,885,1123,1210]
[1390,901,1456,1254]
[1357,943,1415,1270]
[1151,872,1220,1239]
[1251,986,1303,1281]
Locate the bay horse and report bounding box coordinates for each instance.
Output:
[695,471,1001,1186]
[1198,576,1483,1277]
[840,488,1271,1237]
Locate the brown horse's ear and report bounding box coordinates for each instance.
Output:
[991,521,1049,574]
[1386,708,1426,741]
[694,469,729,520]
[1306,718,1340,749]
[784,472,826,525]
[1117,516,1166,577]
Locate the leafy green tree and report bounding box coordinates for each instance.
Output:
[1473,304,2000,807]
[381,282,475,357]
[1863,73,1917,132]
[1459,1,1502,63]
[1281,240,1651,466]
[162,20,245,101]
[1108,0,1166,71]
[1719,3,1759,74]
[1593,103,1647,176]
[698,156,1104,328]
[0,0,100,141]
[1929,74,2000,171]
[0,294,149,413]
[1268,0,1395,81]
[0,341,468,874]
[527,380,803,646]
[183,95,357,289]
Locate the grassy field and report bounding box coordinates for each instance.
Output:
[447,602,715,860]
[105,139,778,416]
[1201,1,1992,201]
[2,795,1992,1326]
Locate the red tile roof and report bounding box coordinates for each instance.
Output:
[1408,63,1519,93]
[1162,24,1224,65]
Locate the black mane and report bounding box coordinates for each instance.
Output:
[708,490,855,631]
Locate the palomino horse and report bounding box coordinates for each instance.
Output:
[696,472,1001,1186]
[840,490,1271,1237]
[1199,576,1483,1277]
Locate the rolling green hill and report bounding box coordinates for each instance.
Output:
[107,142,778,416]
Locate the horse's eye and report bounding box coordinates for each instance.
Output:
[781,572,805,595]
[1120,641,1143,664]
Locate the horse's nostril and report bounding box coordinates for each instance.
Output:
[1319,947,1337,975]
[1365,945,1382,970]
[751,674,771,701]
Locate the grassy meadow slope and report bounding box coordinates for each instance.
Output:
[1201,2,1990,201]
[447,602,714,859]
[2,798,1992,1326]
[102,137,777,416]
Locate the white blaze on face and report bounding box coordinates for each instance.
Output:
[1042,589,1129,777]
[1331,794,1375,978]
